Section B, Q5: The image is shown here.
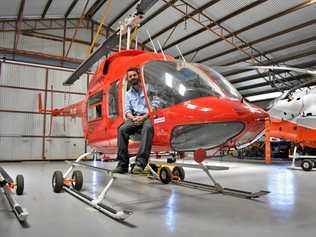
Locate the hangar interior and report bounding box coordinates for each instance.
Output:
[0,0,315,236]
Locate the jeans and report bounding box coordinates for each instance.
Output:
[116,118,154,168]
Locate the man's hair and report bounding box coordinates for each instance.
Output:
[127,67,140,75]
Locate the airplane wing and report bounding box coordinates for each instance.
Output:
[63,0,159,86]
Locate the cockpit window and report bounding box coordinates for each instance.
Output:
[197,64,242,100]
[143,61,221,109]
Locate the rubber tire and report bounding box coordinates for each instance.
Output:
[52,170,64,193]
[172,166,185,181]
[159,166,172,184]
[16,175,24,195]
[301,159,313,171]
[72,170,83,191]
[312,160,316,168]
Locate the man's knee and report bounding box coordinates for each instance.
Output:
[143,121,154,133]
[118,121,129,133]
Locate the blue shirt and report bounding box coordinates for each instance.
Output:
[125,88,148,115]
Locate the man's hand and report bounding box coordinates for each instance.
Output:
[132,115,147,125]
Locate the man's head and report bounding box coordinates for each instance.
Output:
[127,68,141,90]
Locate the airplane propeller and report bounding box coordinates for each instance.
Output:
[63,0,158,86]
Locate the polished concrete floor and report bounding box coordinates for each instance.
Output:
[0,160,315,237]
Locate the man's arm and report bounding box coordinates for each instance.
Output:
[124,92,135,120]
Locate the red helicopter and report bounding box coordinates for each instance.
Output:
[41,0,270,221]
[43,49,268,157]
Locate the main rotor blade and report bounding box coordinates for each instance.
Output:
[63,0,159,86]
[136,0,159,14]
[63,32,119,85]
[212,65,316,75]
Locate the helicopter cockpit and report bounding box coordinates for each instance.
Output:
[142,60,241,110]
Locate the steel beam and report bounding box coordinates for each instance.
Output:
[223,47,316,77]
[0,47,83,69]
[163,0,266,50]
[223,36,316,66]
[21,31,95,46]
[85,0,108,19]
[0,85,85,96]
[41,69,48,159]
[41,0,53,18]
[65,0,80,18]
[13,0,25,53]
[142,0,220,45]
[180,1,315,58]
[199,19,316,64]
[140,0,178,28]
[0,18,92,32]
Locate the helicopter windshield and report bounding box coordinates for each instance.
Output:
[143,61,221,109]
[197,64,242,100]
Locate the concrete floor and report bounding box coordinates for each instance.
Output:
[0,160,315,237]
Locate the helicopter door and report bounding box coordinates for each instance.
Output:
[87,90,106,140]
[106,80,122,142]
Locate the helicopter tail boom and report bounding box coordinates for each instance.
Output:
[38,93,84,118]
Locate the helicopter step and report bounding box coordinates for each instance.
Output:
[51,152,133,221]
[0,166,28,223]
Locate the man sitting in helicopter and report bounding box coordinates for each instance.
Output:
[113,68,154,174]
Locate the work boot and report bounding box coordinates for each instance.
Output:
[0,179,7,187]
[112,165,128,174]
[131,164,144,174]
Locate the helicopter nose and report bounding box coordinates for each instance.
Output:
[232,101,268,148]
[170,121,245,151]
[167,98,267,152]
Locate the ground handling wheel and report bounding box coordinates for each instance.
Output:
[15,174,24,195]
[159,166,172,184]
[52,170,64,193]
[172,166,185,181]
[301,159,313,171]
[72,170,83,191]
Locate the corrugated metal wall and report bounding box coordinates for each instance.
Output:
[0,61,89,161]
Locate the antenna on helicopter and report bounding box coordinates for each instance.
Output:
[157,40,166,60]
[146,30,157,53]
[118,22,122,52]
[176,45,186,63]
[134,29,138,49]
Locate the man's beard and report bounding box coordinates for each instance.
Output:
[131,78,140,90]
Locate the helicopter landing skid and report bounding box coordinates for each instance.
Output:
[51,152,132,221]
[146,160,269,199]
